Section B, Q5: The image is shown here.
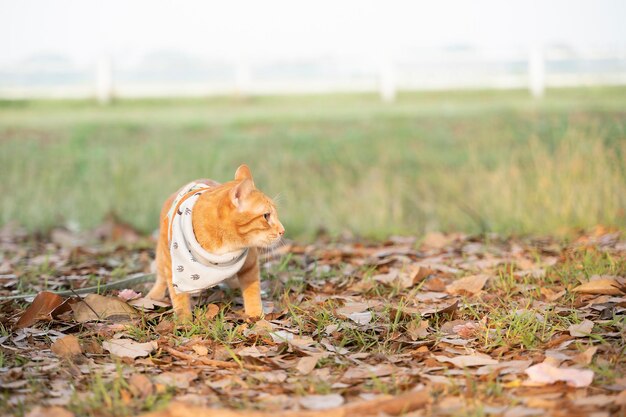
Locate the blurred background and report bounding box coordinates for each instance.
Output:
[1,0,625,239]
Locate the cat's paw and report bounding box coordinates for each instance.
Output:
[243,306,263,319]
[172,308,193,324]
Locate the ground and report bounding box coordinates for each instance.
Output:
[0,223,624,416]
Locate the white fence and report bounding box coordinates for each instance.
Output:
[1,46,625,102]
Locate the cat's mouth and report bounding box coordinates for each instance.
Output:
[262,234,283,248]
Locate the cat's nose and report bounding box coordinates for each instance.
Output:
[278,225,285,236]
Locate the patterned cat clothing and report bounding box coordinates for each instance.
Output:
[166,181,248,294]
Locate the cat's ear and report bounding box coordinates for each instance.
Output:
[229,179,254,208]
[234,164,254,184]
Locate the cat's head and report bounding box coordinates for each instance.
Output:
[223,164,285,248]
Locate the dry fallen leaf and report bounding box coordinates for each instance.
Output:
[434,353,499,368]
[155,319,175,334]
[420,300,459,318]
[445,274,489,296]
[82,338,103,355]
[250,371,287,384]
[128,374,154,398]
[348,311,372,325]
[102,339,157,359]
[452,321,480,339]
[237,346,265,358]
[154,371,198,389]
[51,335,82,358]
[128,297,170,311]
[289,336,317,349]
[205,303,220,320]
[540,287,566,302]
[372,269,399,285]
[296,355,319,375]
[398,265,433,288]
[422,276,448,292]
[117,289,142,301]
[269,330,295,343]
[16,291,66,329]
[571,277,624,295]
[299,394,344,410]
[254,319,275,331]
[475,360,533,376]
[406,319,429,341]
[573,346,598,365]
[337,302,369,316]
[524,361,594,387]
[568,319,594,337]
[191,344,208,356]
[320,339,350,355]
[72,294,139,322]
[342,364,396,381]
[336,301,374,325]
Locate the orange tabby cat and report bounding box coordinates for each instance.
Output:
[147,164,284,319]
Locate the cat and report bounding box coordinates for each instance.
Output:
[146,164,284,319]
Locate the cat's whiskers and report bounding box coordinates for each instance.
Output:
[259,235,287,262]
[272,193,285,205]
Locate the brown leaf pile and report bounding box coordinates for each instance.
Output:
[0,224,624,417]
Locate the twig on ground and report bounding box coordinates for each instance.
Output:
[162,345,269,372]
[68,288,100,320]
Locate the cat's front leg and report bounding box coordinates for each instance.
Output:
[167,280,193,320]
[237,248,263,317]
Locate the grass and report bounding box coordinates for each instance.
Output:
[1,87,625,239]
[69,367,173,417]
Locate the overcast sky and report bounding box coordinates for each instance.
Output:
[2,0,626,66]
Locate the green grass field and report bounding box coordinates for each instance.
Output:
[1,88,625,239]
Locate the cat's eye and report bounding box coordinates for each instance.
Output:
[263,212,271,222]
